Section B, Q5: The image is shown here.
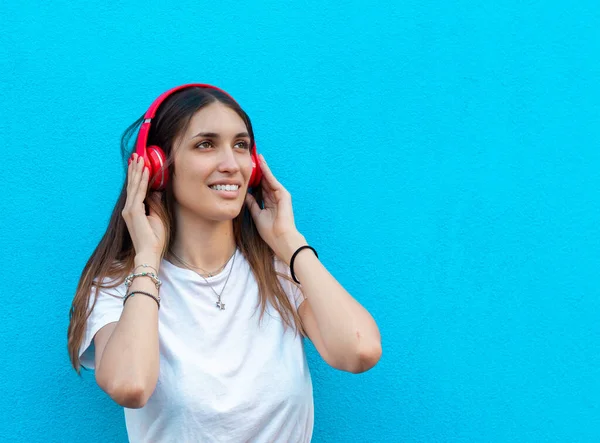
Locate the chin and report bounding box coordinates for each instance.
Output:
[181,190,246,222]
[206,203,245,222]
[210,211,242,222]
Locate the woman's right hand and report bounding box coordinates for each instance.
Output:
[121,153,166,258]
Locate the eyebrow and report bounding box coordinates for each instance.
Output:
[191,131,250,140]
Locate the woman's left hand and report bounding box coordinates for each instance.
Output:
[245,155,306,264]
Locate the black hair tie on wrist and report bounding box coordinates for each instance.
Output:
[290,245,318,284]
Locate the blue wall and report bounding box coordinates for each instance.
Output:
[1,1,598,441]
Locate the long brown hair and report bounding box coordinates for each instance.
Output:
[67,86,304,373]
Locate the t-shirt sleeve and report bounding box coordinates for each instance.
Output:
[274,258,306,310]
[78,278,127,370]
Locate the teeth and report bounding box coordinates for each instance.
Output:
[210,184,239,191]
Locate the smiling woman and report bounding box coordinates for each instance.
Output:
[66,84,382,442]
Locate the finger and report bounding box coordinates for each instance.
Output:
[128,152,138,166]
[125,154,140,210]
[131,153,142,179]
[262,187,276,208]
[126,153,138,192]
[129,155,143,197]
[259,155,284,190]
[128,156,145,209]
[245,193,261,220]
[260,177,274,195]
[134,164,150,207]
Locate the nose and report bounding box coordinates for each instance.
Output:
[217,146,241,174]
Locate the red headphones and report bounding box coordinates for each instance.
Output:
[131,83,263,191]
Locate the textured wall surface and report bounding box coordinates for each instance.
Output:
[1,0,598,441]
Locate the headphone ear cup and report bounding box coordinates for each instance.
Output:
[249,148,263,188]
[146,145,169,190]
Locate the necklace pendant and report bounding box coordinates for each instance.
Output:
[216,300,226,310]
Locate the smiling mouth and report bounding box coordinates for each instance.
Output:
[209,184,240,191]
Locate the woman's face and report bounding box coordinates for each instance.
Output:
[171,101,254,222]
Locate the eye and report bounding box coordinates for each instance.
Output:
[234,141,250,150]
[195,141,213,150]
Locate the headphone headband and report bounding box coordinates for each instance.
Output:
[132,83,262,190]
[135,83,245,158]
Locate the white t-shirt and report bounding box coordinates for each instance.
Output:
[79,249,314,443]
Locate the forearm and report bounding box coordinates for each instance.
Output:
[285,235,381,370]
[96,254,161,403]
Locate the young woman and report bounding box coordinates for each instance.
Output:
[67,84,382,442]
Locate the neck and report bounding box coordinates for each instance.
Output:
[168,208,237,272]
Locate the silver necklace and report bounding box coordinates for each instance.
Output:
[169,249,237,311]
[170,250,235,277]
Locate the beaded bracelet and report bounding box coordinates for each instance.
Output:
[124,271,162,289]
[133,263,158,275]
[123,290,160,309]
